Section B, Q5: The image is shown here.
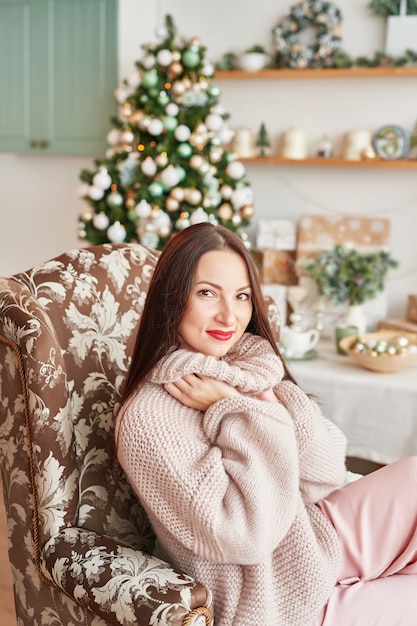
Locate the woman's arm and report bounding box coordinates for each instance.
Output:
[117,387,301,566]
[274,380,347,502]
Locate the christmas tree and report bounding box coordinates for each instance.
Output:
[77,15,255,250]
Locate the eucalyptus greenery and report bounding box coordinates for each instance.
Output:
[302,244,399,305]
[369,0,417,16]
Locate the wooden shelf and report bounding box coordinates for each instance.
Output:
[240,156,417,168]
[215,66,417,79]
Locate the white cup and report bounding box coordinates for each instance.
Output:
[280,326,320,357]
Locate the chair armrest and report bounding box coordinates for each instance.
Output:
[40,527,213,626]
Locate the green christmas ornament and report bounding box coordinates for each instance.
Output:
[148,181,164,197]
[177,142,193,158]
[162,115,178,131]
[182,48,201,68]
[208,85,221,98]
[142,70,159,88]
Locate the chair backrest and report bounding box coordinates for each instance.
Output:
[0,241,280,625]
[0,243,160,589]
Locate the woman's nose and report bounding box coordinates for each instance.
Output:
[216,300,236,325]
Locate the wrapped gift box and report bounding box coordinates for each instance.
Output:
[254,248,298,286]
[406,294,417,323]
[296,215,391,262]
[257,219,297,250]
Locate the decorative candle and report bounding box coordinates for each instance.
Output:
[233,128,255,158]
[343,130,372,161]
[280,128,308,159]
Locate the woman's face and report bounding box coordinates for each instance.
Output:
[177,249,253,357]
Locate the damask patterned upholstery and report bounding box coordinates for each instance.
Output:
[0,243,214,626]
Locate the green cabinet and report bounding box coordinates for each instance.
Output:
[0,0,118,155]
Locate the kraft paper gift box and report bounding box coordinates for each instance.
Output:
[254,249,298,286]
[296,215,391,263]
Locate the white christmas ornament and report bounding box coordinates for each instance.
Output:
[93,212,110,230]
[148,118,164,136]
[157,49,173,67]
[205,113,223,132]
[127,71,141,88]
[93,167,112,190]
[165,103,179,116]
[231,186,253,209]
[88,185,105,201]
[189,208,210,224]
[135,199,152,218]
[107,221,126,243]
[153,210,172,230]
[174,124,191,142]
[107,128,121,146]
[219,127,235,145]
[202,62,214,77]
[226,161,246,180]
[141,158,158,177]
[161,166,181,188]
[142,54,156,69]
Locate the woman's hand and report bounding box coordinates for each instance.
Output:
[164,374,240,411]
[254,387,279,403]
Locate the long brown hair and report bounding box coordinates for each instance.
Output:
[120,223,293,406]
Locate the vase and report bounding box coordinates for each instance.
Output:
[343,304,367,336]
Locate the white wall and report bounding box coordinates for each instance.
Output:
[1,0,415,319]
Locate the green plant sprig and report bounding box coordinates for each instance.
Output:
[301,244,399,305]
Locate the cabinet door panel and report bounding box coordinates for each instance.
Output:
[0,0,32,152]
[49,0,118,155]
[0,0,117,155]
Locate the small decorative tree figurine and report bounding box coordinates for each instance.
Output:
[77,15,255,250]
[256,122,271,156]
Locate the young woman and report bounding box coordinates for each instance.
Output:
[116,222,417,626]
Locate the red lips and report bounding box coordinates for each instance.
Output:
[206,330,234,341]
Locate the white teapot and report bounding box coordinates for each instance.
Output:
[280,326,320,358]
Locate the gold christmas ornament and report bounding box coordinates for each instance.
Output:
[170,186,185,202]
[185,188,203,205]
[220,184,233,199]
[217,203,233,221]
[81,206,94,222]
[209,147,223,163]
[190,154,204,169]
[240,204,254,220]
[155,152,168,167]
[166,197,180,212]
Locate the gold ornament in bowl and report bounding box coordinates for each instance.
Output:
[339,331,417,373]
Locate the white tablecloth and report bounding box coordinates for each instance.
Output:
[287,339,417,465]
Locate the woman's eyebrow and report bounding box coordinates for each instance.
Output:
[195,280,251,291]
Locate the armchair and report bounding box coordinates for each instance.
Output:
[0,243,214,626]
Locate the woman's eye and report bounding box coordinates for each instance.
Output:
[198,289,214,297]
[237,292,251,301]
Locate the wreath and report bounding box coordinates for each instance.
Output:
[273,1,343,68]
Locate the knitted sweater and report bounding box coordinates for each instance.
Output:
[116,333,347,626]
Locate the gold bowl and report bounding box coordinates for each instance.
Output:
[339,331,417,373]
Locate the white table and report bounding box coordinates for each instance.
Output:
[287,339,417,465]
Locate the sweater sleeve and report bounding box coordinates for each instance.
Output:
[273,380,347,503]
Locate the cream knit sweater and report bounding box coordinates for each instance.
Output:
[116,333,347,626]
